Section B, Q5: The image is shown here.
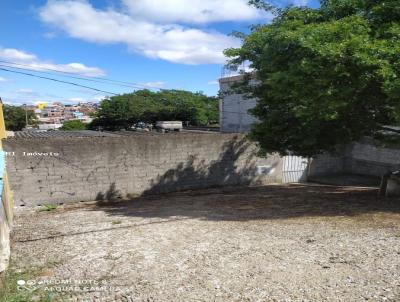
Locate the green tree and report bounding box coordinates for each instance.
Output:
[90,89,219,131]
[60,120,86,131]
[225,0,400,157]
[4,105,37,131]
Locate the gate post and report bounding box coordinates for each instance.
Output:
[0,98,13,272]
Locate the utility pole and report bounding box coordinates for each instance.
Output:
[23,103,28,127]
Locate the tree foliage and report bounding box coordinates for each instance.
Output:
[60,120,87,131]
[3,105,37,131]
[90,89,218,131]
[225,0,400,157]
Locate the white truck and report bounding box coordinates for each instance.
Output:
[155,121,183,133]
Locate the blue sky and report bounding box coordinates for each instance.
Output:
[0,0,319,105]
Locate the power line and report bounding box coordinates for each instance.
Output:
[0,68,220,106]
[0,63,137,90]
[0,61,160,90]
[0,67,119,96]
[0,60,161,89]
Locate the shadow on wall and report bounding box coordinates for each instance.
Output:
[96,183,122,203]
[95,136,267,202]
[144,136,259,195]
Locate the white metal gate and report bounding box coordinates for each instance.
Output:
[282,156,309,183]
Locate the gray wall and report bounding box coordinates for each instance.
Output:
[4,133,282,206]
[345,142,400,176]
[309,142,400,177]
[219,76,258,133]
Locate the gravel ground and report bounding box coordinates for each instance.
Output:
[8,184,400,301]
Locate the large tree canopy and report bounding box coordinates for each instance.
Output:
[90,89,218,131]
[4,105,37,131]
[225,0,400,157]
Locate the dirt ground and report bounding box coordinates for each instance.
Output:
[6,184,400,301]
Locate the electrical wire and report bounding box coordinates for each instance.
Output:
[1,66,248,116]
[0,63,140,90]
[0,67,118,96]
[0,61,160,90]
[0,62,229,112]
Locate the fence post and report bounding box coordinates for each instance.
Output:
[0,98,13,272]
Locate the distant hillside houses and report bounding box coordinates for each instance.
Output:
[31,102,98,128]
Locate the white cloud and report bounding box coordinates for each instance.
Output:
[17,88,35,94]
[43,32,57,39]
[0,76,8,82]
[3,90,107,105]
[139,81,165,88]
[0,47,106,77]
[67,97,85,102]
[39,0,244,65]
[65,95,106,103]
[122,0,265,24]
[2,88,44,104]
[93,95,107,102]
[0,48,36,62]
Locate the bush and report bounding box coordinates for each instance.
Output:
[60,120,86,131]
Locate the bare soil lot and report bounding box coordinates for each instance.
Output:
[5,184,400,301]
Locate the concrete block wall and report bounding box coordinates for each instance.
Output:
[309,154,345,177]
[309,142,400,178]
[345,142,400,176]
[3,133,282,206]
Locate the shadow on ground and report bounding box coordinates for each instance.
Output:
[92,136,399,221]
[92,184,400,221]
[14,184,400,244]
[308,173,381,187]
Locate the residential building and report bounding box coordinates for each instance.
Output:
[219,74,258,133]
[32,101,98,128]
